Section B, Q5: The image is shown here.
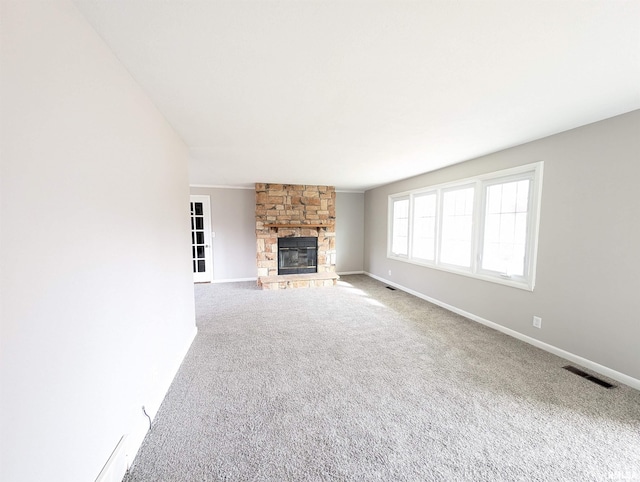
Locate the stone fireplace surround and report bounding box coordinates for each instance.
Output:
[255,183,338,289]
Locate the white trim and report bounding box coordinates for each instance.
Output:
[336,189,365,194]
[527,161,544,290]
[364,272,640,391]
[190,184,255,190]
[337,271,365,275]
[211,277,258,284]
[95,435,128,482]
[388,195,410,258]
[388,162,544,198]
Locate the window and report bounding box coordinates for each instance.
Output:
[412,193,437,261]
[481,178,530,277]
[390,197,409,256]
[388,162,543,290]
[440,186,475,267]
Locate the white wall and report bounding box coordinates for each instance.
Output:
[364,110,640,384]
[0,2,196,481]
[336,192,364,274]
[189,186,257,281]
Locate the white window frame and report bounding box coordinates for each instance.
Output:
[438,183,476,271]
[411,191,438,263]
[388,195,410,258]
[477,172,535,283]
[387,162,544,291]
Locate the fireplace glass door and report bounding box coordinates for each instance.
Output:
[278,237,318,275]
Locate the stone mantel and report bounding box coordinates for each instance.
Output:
[264,223,333,230]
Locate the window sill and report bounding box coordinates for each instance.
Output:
[387,254,535,291]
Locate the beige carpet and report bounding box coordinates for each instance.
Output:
[124,275,640,481]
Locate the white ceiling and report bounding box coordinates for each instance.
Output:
[75,0,640,191]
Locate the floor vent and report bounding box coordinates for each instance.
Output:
[563,365,615,389]
[386,286,396,291]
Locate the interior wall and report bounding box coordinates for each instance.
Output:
[189,186,257,281]
[187,188,366,281]
[336,192,365,273]
[0,2,196,481]
[364,110,640,382]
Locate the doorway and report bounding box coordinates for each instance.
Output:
[190,195,213,282]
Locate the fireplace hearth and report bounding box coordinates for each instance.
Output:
[278,237,317,275]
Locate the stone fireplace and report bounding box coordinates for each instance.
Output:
[255,183,338,289]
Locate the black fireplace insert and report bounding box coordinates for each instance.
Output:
[278,237,318,275]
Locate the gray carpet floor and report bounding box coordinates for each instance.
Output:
[124,275,640,481]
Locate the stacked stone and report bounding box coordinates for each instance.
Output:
[255,183,336,281]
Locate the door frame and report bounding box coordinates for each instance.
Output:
[190,194,213,283]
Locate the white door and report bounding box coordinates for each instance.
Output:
[190,195,213,283]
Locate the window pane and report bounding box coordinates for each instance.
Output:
[510,244,526,276]
[440,187,474,267]
[483,242,500,271]
[487,185,502,214]
[516,180,530,212]
[392,198,409,256]
[485,213,500,243]
[482,179,529,276]
[500,213,515,244]
[412,193,436,261]
[501,182,518,213]
[514,212,528,245]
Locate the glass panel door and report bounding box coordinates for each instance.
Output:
[190,195,213,282]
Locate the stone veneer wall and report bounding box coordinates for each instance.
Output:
[255,183,336,279]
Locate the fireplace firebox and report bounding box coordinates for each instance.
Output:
[278,237,318,275]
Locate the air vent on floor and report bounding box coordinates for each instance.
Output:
[563,365,615,389]
[386,286,396,291]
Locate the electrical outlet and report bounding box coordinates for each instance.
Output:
[388,269,392,276]
[533,316,542,329]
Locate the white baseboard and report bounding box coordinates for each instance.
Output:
[337,271,365,276]
[365,272,640,391]
[95,435,128,482]
[212,277,257,284]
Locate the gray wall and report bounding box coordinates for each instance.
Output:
[187,188,366,280]
[364,110,640,381]
[336,192,365,273]
[1,2,196,481]
[190,187,257,281]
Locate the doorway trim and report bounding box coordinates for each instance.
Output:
[190,194,213,283]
